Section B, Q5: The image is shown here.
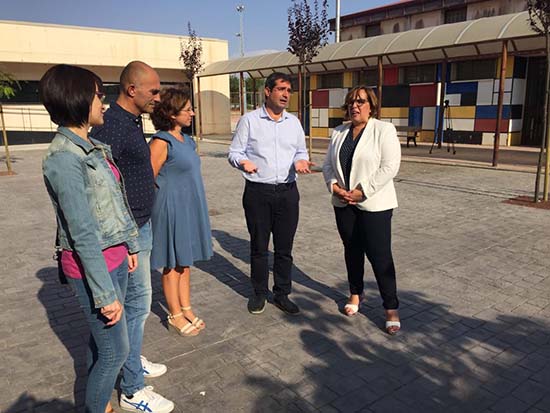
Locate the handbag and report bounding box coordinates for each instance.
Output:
[54,232,68,284]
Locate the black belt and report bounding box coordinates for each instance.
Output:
[245,180,296,191]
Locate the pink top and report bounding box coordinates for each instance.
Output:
[61,160,128,279]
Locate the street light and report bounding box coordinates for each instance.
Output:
[236,4,247,112]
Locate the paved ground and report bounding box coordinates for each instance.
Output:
[1,142,550,413]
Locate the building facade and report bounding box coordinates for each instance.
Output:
[305,0,536,146]
[0,20,231,144]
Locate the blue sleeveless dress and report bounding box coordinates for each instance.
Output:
[150,131,213,269]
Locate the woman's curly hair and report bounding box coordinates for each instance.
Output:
[151,87,191,131]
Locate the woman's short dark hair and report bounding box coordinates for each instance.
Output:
[39,64,103,127]
[341,86,379,120]
[151,87,191,131]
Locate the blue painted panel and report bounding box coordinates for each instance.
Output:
[446,82,478,94]
[475,105,511,119]
[408,107,423,127]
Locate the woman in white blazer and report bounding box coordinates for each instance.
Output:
[322,86,401,335]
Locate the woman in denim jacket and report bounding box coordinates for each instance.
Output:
[40,64,139,413]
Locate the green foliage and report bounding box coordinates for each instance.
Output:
[0,70,19,100]
[287,0,329,64]
[179,22,204,81]
[528,0,550,34]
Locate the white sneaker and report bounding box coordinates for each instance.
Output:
[120,386,174,413]
[141,355,167,378]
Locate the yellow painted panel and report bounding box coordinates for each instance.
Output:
[509,132,521,146]
[311,127,329,138]
[343,72,353,88]
[419,130,434,143]
[380,107,409,118]
[449,106,475,118]
[329,108,345,118]
[310,75,318,90]
[288,93,298,112]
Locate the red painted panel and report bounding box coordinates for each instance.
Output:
[410,84,437,107]
[383,67,398,86]
[474,118,509,132]
[312,90,329,108]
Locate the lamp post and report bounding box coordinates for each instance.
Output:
[236,4,247,112]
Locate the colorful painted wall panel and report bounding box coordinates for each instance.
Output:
[448,106,476,118]
[329,88,348,108]
[422,107,436,130]
[311,90,329,108]
[380,107,409,118]
[383,85,410,107]
[476,80,494,105]
[384,67,398,85]
[451,118,475,131]
[408,107,423,127]
[410,84,437,107]
[474,118,509,132]
[446,82,477,94]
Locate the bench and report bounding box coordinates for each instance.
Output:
[395,126,420,147]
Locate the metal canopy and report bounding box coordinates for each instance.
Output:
[199,11,543,79]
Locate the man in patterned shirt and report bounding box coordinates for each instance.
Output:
[91,61,174,413]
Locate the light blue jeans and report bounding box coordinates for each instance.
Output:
[68,259,130,413]
[120,220,153,396]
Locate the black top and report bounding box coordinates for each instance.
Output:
[90,103,155,228]
[339,125,365,190]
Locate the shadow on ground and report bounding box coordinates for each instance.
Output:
[5,392,77,413]
[241,287,550,412]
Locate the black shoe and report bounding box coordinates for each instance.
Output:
[273,295,300,315]
[248,295,266,314]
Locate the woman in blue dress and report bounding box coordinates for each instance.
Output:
[150,87,213,337]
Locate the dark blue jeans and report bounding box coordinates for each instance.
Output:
[68,259,130,413]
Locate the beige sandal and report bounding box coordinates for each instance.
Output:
[167,312,200,336]
[182,306,206,330]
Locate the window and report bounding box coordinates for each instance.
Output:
[393,23,400,33]
[414,19,424,29]
[445,7,467,24]
[353,69,378,86]
[452,59,496,81]
[365,23,381,37]
[318,73,343,89]
[400,64,436,84]
[5,81,40,103]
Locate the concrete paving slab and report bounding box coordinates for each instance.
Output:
[1,142,549,412]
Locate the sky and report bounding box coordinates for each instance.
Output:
[1,0,391,58]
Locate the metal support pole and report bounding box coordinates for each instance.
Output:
[239,72,245,116]
[492,40,507,167]
[0,103,14,174]
[196,76,202,154]
[377,56,383,118]
[335,0,341,43]
[252,77,257,109]
[436,61,447,148]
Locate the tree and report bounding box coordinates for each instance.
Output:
[0,70,19,175]
[179,22,204,148]
[287,0,329,147]
[528,1,550,201]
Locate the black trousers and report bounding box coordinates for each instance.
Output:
[334,206,399,309]
[243,181,299,297]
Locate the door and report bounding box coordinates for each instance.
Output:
[522,57,545,146]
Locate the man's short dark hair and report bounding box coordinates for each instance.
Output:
[39,64,103,127]
[265,72,292,91]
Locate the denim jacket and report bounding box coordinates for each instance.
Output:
[43,127,139,308]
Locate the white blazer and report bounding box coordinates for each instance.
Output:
[322,118,401,212]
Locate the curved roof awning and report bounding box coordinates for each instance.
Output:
[199,11,543,79]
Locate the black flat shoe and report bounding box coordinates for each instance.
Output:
[273,295,300,315]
